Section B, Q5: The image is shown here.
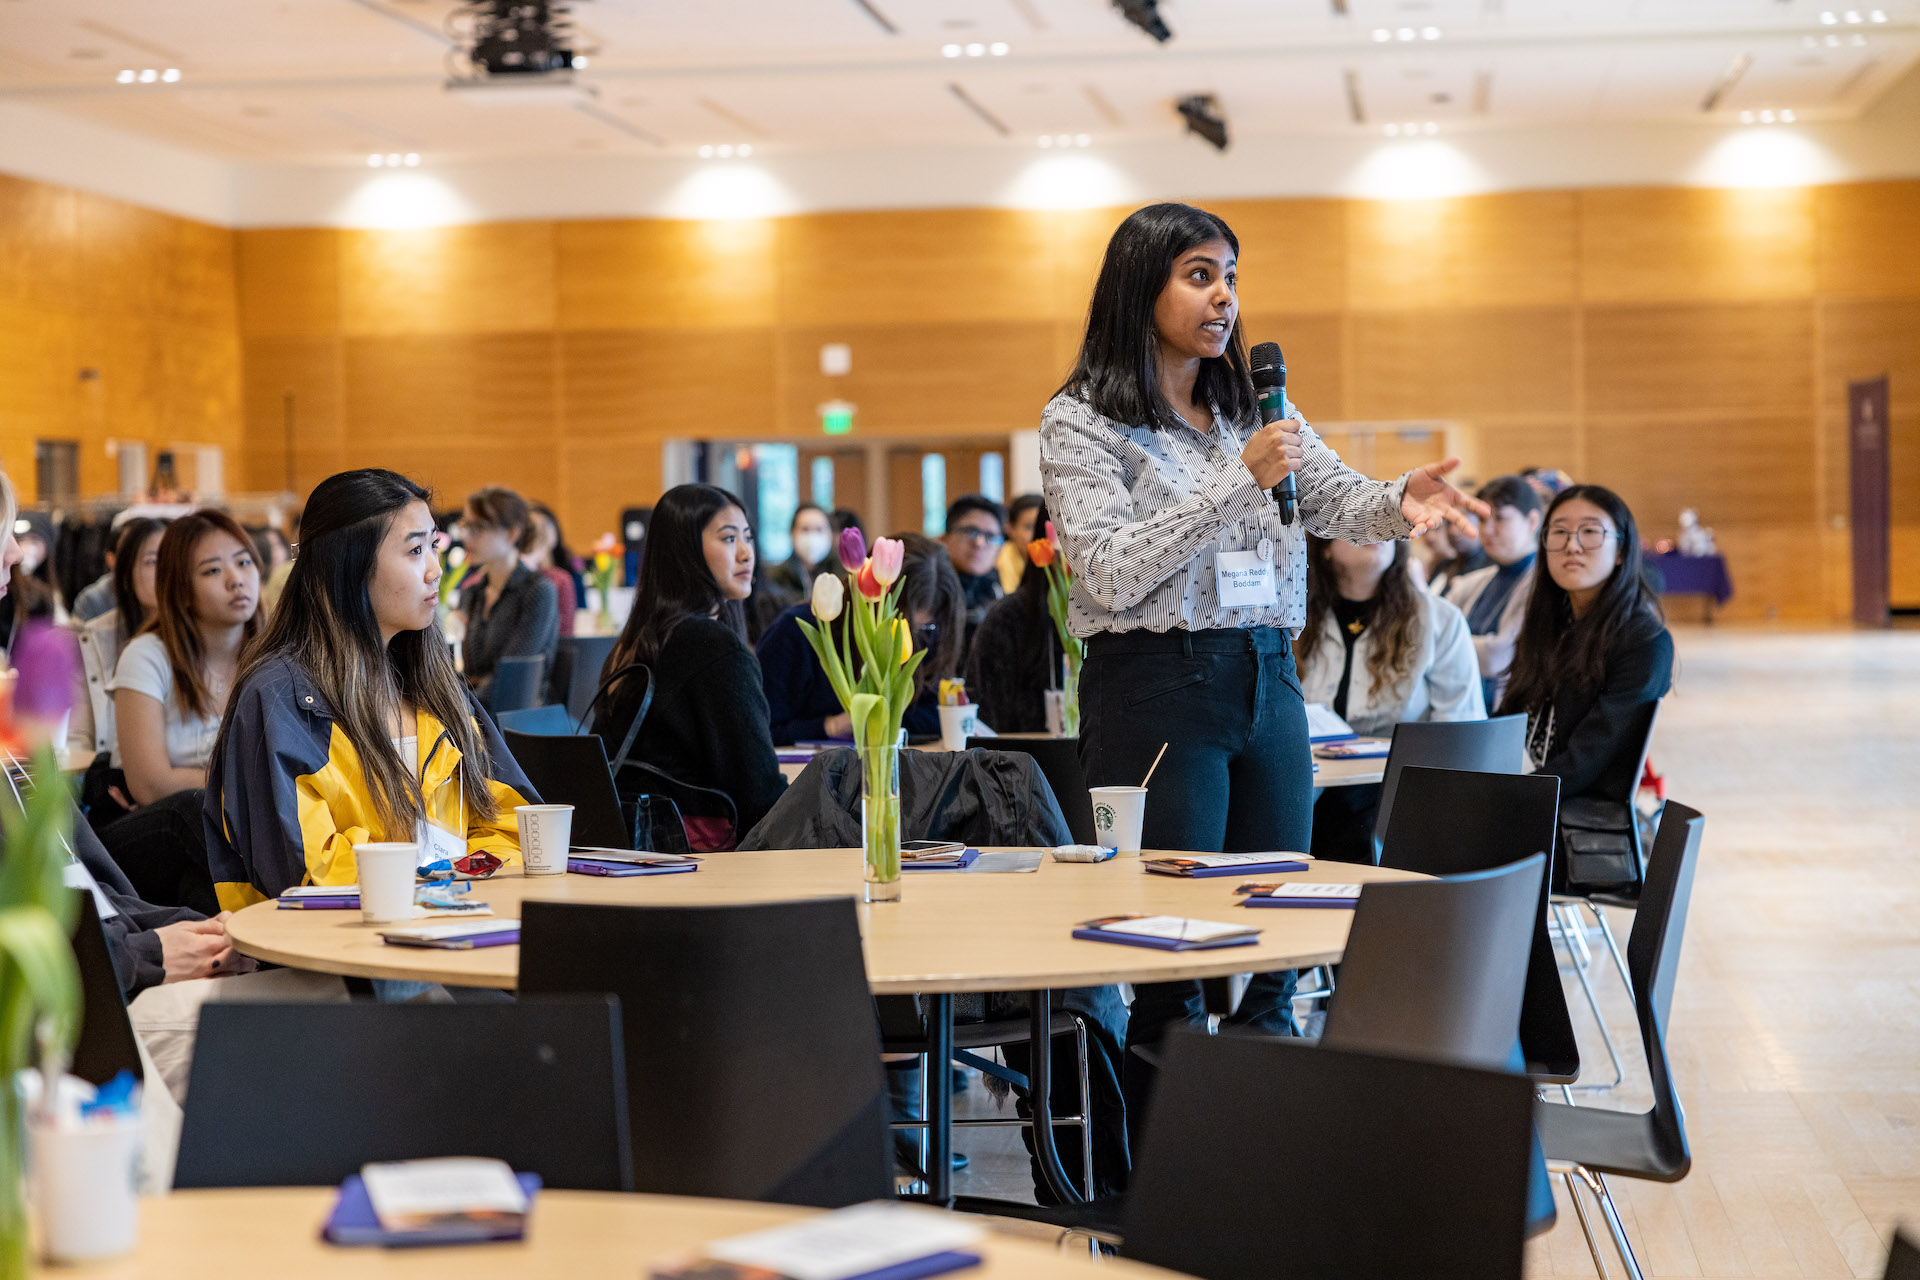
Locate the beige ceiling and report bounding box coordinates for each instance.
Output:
[0,0,1915,163]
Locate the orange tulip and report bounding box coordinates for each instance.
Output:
[856,559,884,599]
[1027,537,1056,568]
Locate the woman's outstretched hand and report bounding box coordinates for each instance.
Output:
[1401,458,1491,539]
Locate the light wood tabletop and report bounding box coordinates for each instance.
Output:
[776,741,1386,788]
[37,1188,1192,1279]
[227,848,1421,992]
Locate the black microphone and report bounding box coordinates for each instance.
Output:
[1248,342,1296,525]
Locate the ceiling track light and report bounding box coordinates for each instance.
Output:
[1699,51,1753,113]
[1113,0,1172,43]
[1176,93,1228,151]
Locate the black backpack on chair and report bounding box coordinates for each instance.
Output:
[588,661,739,855]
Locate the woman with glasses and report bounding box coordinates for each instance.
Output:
[756,532,965,745]
[592,484,786,851]
[452,486,559,707]
[1498,485,1672,890]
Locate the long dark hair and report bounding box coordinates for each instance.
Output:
[110,517,167,645]
[602,484,748,694]
[221,469,499,836]
[1298,535,1423,702]
[526,501,573,569]
[891,532,966,694]
[1497,485,1665,717]
[149,509,263,718]
[1058,202,1256,430]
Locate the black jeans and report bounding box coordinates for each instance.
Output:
[1079,627,1314,1153]
[96,788,219,917]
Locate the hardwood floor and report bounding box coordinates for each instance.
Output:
[958,626,1920,1277]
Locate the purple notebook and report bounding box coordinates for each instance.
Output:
[278,895,359,910]
[651,1250,981,1280]
[322,1171,541,1246]
[1143,856,1311,879]
[901,848,981,872]
[1240,896,1358,909]
[568,859,699,878]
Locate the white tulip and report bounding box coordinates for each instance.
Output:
[811,572,845,622]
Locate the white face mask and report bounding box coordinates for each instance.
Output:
[793,531,833,567]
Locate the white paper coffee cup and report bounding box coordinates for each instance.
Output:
[516,804,575,876]
[936,703,979,752]
[34,1113,141,1263]
[354,842,419,923]
[1089,786,1148,855]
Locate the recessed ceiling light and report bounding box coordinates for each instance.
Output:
[1384,123,1400,136]
[1396,27,1416,41]
[137,68,157,83]
[385,153,401,166]
[1780,109,1796,122]
[1820,10,1838,22]
[1844,9,1863,22]
[572,55,589,69]
[1760,109,1776,122]
[403,152,420,166]
[989,41,1009,56]
[717,144,734,157]
[941,43,961,57]
[1037,135,1052,147]
[1371,28,1391,41]
[161,68,180,82]
[738,143,753,156]
[698,145,714,157]
[965,42,985,56]
[115,69,134,83]
[1852,32,1867,43]
[1740,110,1754,123]
[1075,133,1090,146]
[1870,9,1888,20]
[1421,26,1441,40]
[1826,33,1842,44]
[1055,133,1072,146]
[367,153,383,167]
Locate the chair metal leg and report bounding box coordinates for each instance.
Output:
[1562,1169,1612,1280]
[1073,1018,1093,1202]
[1589,903,1634,994]
[1580,1166,1646,1280]
[1567,939,1627,1092]
[1553,903,1595,969]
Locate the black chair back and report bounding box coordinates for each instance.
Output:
[561,634,619,724]
[968,735,1094,845]
[1372,714,1528,856]
[69,890,144,1087]
[1628,800,1705,1178]
[488,654,546,714]
[518,899,891,1207]
[1884,1231,1920,1280]
[1381,766,1579,1082]
[1562,700,1662,895]
[1323,854,1544,1071]
[1123,1031,1533,1280]
[498,704,575,736]
[173,998,631,1190]
[501,730,630,848]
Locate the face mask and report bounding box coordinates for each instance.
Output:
[793,531,833,566]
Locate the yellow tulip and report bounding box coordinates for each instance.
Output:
[894,619,911,665]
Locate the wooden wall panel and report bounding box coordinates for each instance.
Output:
[1581,188,1815,303]
[338,223,557,336]
[238,229,340,338]
[343,333,558,447]
[561,328,777,439]
[0,175,77,309]
[779,322,1059,437]
[777,209,1057,328]
[1346,192,1578,311]
[72,192,169,316]
[557,218,778,331]
[1044,206,1130,321]
[562,438,662,548]
[1239,312,1344,420]
[1816,182,1920,300]
[1584,302,1813,414]
[1586,414,1816,528]
[240,337,344,494]
[1206,198,1347,315]
[1349,308,1577,419]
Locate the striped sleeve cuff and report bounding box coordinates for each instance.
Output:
[1382,472,1417,538]
[1204,462,1269,526]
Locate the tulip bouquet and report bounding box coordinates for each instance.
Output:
[0,623,84,1274]
[795,528,923,900]
[1027,521,1085,738]
[589,532,620,632]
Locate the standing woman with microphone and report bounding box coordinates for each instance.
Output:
[1040,202,1485,1138]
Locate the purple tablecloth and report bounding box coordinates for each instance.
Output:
[1646,552,1733,606]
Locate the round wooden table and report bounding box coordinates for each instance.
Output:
[227,849,1419,1207]
[227,849,1419,992]
[38,1188,1191,1279]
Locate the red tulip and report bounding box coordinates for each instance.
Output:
[1027,538,1056,568]
[855,559,884,599]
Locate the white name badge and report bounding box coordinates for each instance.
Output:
[419,817,467,866]
[1215,548,1279,608]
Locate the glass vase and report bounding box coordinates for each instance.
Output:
[0,1076,26,1278]
[1061,649,1083,740]
[859,744,901,903]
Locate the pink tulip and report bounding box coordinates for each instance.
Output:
[837,527,867,573]
[870,537,905,587]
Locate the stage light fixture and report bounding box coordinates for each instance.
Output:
[1176,94,1229,151]
[1114,0,1173,43]
[452,0,576,79]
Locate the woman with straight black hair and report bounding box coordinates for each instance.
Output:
[1498,484,1672,890]
[68,516,167,784]
[205,468,538,908]
[1039,201,1487,1142]
[593,483,786,850]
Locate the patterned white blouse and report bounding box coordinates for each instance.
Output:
[1038,391,1414,638]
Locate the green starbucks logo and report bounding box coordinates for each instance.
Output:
[1094,803,1117,830]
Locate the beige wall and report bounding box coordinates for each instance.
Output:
[4,168,1917,620]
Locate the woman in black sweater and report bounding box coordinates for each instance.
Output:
[456,487,560,705]
[964,502,1063,733]
[1498,484,1673,889]
[592,484,786,850]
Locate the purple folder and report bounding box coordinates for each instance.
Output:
[322,1171,541,1246]
[900,848,982,872]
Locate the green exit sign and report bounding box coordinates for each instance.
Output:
[819,399,855,436]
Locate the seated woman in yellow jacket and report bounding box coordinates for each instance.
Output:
[205,468,538,910]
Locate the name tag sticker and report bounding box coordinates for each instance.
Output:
[1215,548,1279,608]
[419,818,467,867]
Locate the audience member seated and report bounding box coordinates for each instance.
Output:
[0,507,60,657]
[757,532,964,745]
[523,501,580,637]
[1498,484,1673,889]
[940,494,1006,639]
[98,510,260,915]
[1420,511,1490,597]
[68,516,168,819]
[1444,474,1542,710]
[260,513,299,615]
[1298,533,1485,862]
[994,492,1044,593]
[206,469,537,908]
[965,501,1067,733]
[453,485,559,703]
[768,503,836,598]
[592,484,787,850]
[69,530,121,623]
